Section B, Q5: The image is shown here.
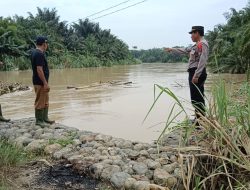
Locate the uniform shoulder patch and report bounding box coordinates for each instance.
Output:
[197,42,203,52]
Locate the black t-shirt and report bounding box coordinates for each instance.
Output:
[31,49,49,85]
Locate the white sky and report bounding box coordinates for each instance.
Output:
[0,0,248,49]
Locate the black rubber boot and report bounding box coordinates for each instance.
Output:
[0,104,10,122]
[43,107,55,124]
[35,109,49,128]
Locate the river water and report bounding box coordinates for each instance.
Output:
[0,63,245,142]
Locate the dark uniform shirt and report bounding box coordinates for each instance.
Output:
[31,49,49,85]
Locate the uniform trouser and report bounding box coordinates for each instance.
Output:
[34,85,49,110]
[188,68,207,118]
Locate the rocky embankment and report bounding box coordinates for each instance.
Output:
[0,81,30,95]
[0,119,185,190]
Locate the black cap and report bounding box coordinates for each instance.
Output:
[36,36,48,45]
[188,26,204,36]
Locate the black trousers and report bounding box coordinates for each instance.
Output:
[188,67,207,118]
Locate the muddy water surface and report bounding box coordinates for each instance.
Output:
[0,63,245,142]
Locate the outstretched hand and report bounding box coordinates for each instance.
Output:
[164,48,172,53]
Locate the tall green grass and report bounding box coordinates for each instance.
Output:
[145,77,250,189]
[0,140,28,167]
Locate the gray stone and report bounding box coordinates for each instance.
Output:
[174,168,182,178]
[169,155,177,163]
[102,159,113,165]
[110,172,131,189]
[102,149,109,156]
[156,158,169,165]
[125,178,137,190]
[53,147,73,159]
[68,154,84,164]
[14,136,33,147]
[44,143,62,155]
[134,181,150,190]
[96,155,108,162]
[80,134,96,143]
[122,165,134,175]
[40,133,54,140]
[145,170,154,180]
[113,159,124,167]
[105,141,116,147]
[137,157,147,162]
[134,143,146,151]
[23,133,32,138]
[79,147,93,154]
[140,150,149,157]
[162,163,179,173]
[116,140,133,149]
[25,139,46,152]
[150,154,160,160]
[101,165,121,180]
[128,150,140,159]
[92,142,103,148]
[72,139,82,146]
[133,162,148,175]
[147,160,161,170]
[95,134,112,142]
[89,163,105,179]
[16,128,28,134]
[33,128,44,138]
[148,184,168,190]
[153,168,177,187]
[148,148,158,154]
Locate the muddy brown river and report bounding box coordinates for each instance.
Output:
[0,63,245,142]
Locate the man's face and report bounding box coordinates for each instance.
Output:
[44,42,48,51]
[191,31,199,42]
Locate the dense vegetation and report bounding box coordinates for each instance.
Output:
[206,2,250,73]
[130,48,188,63]
[0,8,138,71]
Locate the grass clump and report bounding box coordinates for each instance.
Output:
[48,131,78,147]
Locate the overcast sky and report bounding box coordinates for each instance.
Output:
[0,0,248,49]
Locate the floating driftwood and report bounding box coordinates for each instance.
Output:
[0,81,30,96]
[67,80,133,90]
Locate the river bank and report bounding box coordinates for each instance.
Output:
[0,118,184,190]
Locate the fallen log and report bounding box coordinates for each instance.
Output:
[67,81,133,90]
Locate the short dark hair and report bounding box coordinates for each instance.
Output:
[36,36,48,45]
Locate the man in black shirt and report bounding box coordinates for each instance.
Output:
[31,36,55,127]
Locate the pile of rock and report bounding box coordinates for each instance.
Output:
[0,118,186,190]
[0,81,30,95]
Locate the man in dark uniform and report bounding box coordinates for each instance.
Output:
[0,61,10,122]
[165,26,209,123]
[31,36,55,127]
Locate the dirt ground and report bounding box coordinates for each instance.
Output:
[1,160,113,190]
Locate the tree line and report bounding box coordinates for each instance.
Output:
[205,2,250,74]
[130,48,188,63]
[0,8,138,71]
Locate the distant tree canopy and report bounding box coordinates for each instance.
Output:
[130,48,188,63]
[206,2,250,73]
[0,7,137,70]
